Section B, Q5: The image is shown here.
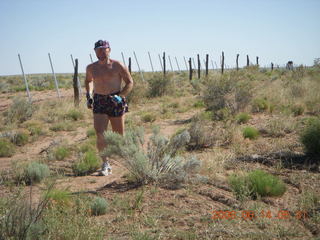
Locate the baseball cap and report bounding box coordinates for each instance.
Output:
[94,40,110,49]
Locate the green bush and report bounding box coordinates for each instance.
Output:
[0,139,15,157]
[24,162,50,184]
[5,97,36,124]
[47,189,72,207]
[22,121,44,136]
[72,150,100,176]
[141,113,156,123]
[236,112,251,124]
[300,118,320,156]
[291,104,304,116]
[86,128,96,138]
[91,197,108,216]
[193,100,205,108]
[54,146,71,160]
[65,109,84,121]
[243,126,259,140]
[49,122,75,132]
[147,74,174,98]
[251,98,269,112]
[12,130,29,146]
[229,170,286,200]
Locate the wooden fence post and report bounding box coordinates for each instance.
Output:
[158,54,163,72]
[197,54,200,79]
[271,62,274,71]
[175,57,181,72]
[121,52,126,66]
[73,59,79,107]
[205,54,209,76]
[148,51,154,72]
[168,55,174,71]
[183,57,188,71]
[256,56,259,66]
[128,57,132,74]
[246,55,250,67]
[236,54,239,71]
[188,58,192,80]
[221,51,225,74]
[163,52,166,76]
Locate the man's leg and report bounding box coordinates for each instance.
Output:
[109,114,125,136]
[93,113,109,162]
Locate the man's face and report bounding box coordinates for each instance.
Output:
[95,47,110,61]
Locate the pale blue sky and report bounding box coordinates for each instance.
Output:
[0,0,319,75]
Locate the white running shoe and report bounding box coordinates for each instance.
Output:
[100,161,112,176]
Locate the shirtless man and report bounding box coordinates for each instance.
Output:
[85,40,133,176]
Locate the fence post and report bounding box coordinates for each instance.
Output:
[71,54,82,95]
[73,59,79,107]
[18,54,32,102]
[158,54,163,72]
[133,51,145,81]
[197,54,200,79]
[192,58,196,70]
[246,55,250,67]
[221,51,225,74]
[183,57,188,71]
[89,54,93,63]
[271,62,274,71]
[214,61,218,69]
[256,56,259,66]
[236,54,239,71]
[174,57,181,72]
[205,54,209,76]
[48,53,61,98]
[163,52,166,76]
[128,57,132,74]
[188,58,192,80]
[168,55,174,72]
[148,51,154,72]
[211,60,214,70]
[121,52,126,66]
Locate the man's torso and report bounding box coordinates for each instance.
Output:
[89,59,122,95]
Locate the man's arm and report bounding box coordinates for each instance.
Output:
[118,62,133,98]
[85,65,93,95]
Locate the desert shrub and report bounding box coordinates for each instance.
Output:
[291,104,304,116]
[5,97,36,124]
[86,128,96,138]
[243,126,259,140]
[147,73,174,98]
[79,142,95,153]
[104,126,201,188]
[251,98,269,112]
[234,82,253,111]
[11,129,29,146]
[91,197,108,216]
[193,100,205,108]
[65,109,84,121]
[187,118,215,150]
[24,162,50,184]
[126,76,148,103]
[22,120,44,137]
[72,150,100,176]
[47,189,72,207]
[54,146,71,160]
[266,118,294,137]
[236,112,251,124]
[49,121,75,132]
[0,139,15,157]
[141,112,157,123]
[300,118,320,156]
[229,170,286,200]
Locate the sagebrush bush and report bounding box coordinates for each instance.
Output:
[236,112,251,124]
[22,120,44,137]
[47,189,72,207]
[126,75,148,103]
[251,98,269,112]
[72,150,100,176]
[104,126,201,188]
[0,139,15,157]
[54,146,71,160]
[91,197,108,216]
[147,73,174,98]
[49,122,75,132]
[300,118,320,156]
[187,117,215,150]
[5,97,36,124]
[24,162,50,184]
[12,130,29,146]
[229,170,286,200]
[65,109,84,121]
[243,126,259,140]
[86,128,96,138]
[141,112,157,123]
[291,104,304,116]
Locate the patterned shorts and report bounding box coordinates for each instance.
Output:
[93,92,129,117]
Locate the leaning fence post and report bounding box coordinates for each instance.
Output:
[188,58,192,80]
[158,54,163,72]
[221,51,225,74]
[71,54,82,95]
[211,60,214,70]
[73,59,79,107]
[174,57,181,72]
[168,55,174,72]
[48,53,61,98]
[18,54,32,102]
[121,52,126,66]
[192,58,196,70]
[89,54,93,63]
[236,54,239,71]
[148,51,154,72]
[183,57,188,71]
[246,55,250,67]
[205,54,209,76]
[133,51,145,81]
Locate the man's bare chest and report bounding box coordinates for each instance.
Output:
[92,64,119,79]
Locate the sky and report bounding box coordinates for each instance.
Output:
[0,0,319,75]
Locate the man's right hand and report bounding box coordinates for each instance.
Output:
[86,93,93,109]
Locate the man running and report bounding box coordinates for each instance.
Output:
[85,40,133,176]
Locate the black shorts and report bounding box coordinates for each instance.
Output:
[93,92,129,117]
